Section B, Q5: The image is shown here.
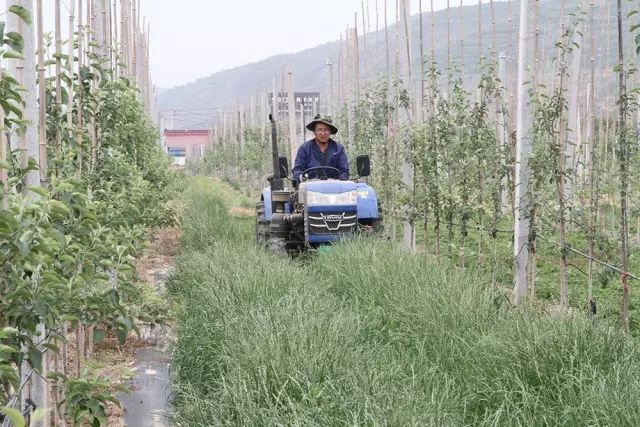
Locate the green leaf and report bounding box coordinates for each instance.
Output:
[49,200,71,219]
[0,210,19,234]
[116,328,127,345]
[25,185,48,197]
[99,259,113,268]
[0,22,5,42]
[0,344,17,361]
[0,159,11,169]
[4,31,24,52]
[1,407,25,427]
[28,350,43,372]
[0,327,19,339]
[59,254,76,264]
[29,408,50,427]
[86,399,101,414]
[34,300,49,319]
[8,5,32,25]
[2,49,24,60]
[93,329,106,343]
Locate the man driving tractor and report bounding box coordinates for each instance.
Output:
[292,115,350,183]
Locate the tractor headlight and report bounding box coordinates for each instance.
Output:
[306,190,357,206]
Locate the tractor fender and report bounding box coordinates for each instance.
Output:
[356,183,379,219]
[261,187,292,221]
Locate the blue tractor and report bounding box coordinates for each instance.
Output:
[255,115,382,255]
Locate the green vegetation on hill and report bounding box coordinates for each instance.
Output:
[168,178,640,426]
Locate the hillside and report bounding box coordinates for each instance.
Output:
[158,0,617,119]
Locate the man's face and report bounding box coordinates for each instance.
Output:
[314,125,331,143]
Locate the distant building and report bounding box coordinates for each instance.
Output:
[163,129,211,167]
[268,92,321,142]
[269,92,320,116]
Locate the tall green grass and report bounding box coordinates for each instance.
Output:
[169,178,640,426]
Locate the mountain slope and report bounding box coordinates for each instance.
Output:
[158,0,617,119]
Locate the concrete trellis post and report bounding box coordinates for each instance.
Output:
[512,0,537,305]
[7,0,39,188]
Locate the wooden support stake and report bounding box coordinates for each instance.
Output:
[287,69,297,162]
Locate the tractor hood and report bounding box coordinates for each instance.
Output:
[302,180,357,194]
[300,180,358,210]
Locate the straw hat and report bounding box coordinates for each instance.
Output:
[305,115,338,135]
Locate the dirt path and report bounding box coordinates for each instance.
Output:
[103,227,180,426]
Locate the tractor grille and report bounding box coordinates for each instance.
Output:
[307,211,358,235]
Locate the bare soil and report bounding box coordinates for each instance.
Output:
[229,206,255,217]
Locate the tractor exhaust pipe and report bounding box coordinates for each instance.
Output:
[269,114,284,192]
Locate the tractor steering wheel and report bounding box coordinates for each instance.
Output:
[301,166,341,181]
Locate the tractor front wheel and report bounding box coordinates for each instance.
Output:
[255,202,270,245]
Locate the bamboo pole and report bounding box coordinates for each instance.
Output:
[86,0,92,55]
[37,0,47,181]
[391,0,400,241]
[385,0,390,77]
[121,0,128,76]
[354,13,360,101]
[490,0,496,56]
[113,0,118,75]
[459,0,464,77]
[566,5,584,200]
[375,0,380,77]
[419,0,424,122]
[556,42,569,309]
[261,84,267,140]
[616,0,630,333]
[35,4,50,422]
[287,69,297,162]
[55,0,63,159]
[67,0,76,157]
[430,0,435,66]
[478,0,483,58]
[106,0,112,71]
[239,103,245,155]
[587,0,596,312]
[349,27,357,145]
[508,0,514,120]
[64,0,75,402]
[0,65,6,210]
[327,58,334,116]
[131,0,138,83]
[401,0,415,251]
[362,1,368,90]
[447,0,451,77]
[498,51,509,212]
[338,34,344,106]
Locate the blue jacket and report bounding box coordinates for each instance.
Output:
[292,139,350,182]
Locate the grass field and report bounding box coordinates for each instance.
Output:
[167,178,640,426]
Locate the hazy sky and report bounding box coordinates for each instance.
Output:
[2,0,493,89]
